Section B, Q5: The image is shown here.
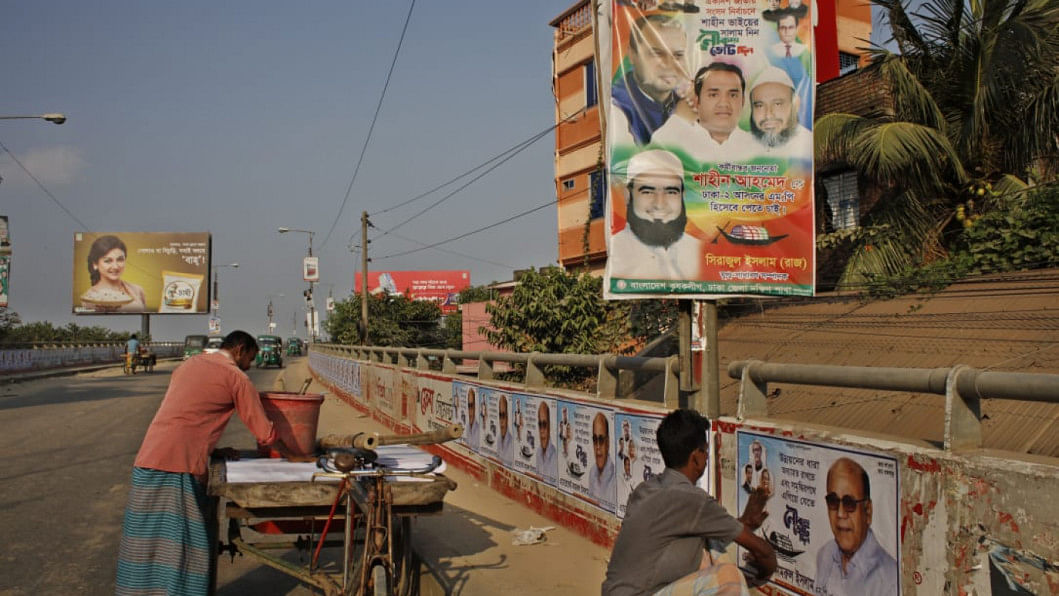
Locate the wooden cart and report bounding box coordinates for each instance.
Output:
[207,449,456,596]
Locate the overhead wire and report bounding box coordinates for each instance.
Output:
[386,231,516,269]
[370,109,584,240]
[375,198,558,260]
[320,0,417,250]
[0,138,91,230]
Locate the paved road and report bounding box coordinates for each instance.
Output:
[0,358,612,595]
[0,360,289,596]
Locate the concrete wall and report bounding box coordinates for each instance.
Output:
[309,348,1059,595]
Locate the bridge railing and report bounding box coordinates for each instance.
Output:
[0,341,182,374]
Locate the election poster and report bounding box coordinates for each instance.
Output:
[735,431,900,596]
[453,381,483,454]
[613,412,665,518]
[556,401,618,513]
[604,1,815,299]
[509,393,559,486]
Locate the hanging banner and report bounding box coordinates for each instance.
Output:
[735,431,900,595]
[303,256,320,282]
[0,254,10,309]
[604,2,815,299]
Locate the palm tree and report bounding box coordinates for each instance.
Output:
[815,0,1059,285]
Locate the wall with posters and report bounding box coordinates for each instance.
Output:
[309,349,1059,594]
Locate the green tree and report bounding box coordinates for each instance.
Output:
[816,0,1059,285]
[325,293,447,348]
[483,267,628,357]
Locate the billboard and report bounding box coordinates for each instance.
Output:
[604,2,815,299]
[735,431,900,595]
[353,270,470,314]
[72,232,211,314]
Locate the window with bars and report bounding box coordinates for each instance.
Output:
[584,60,597,108]
[589,169,606,219]
[838,52,860,75]
[820,171,860,230]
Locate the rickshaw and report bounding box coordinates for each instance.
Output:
[286,337,303,356]
[123,346,156,374]
[255,335,284,368]
[183,334,209,360]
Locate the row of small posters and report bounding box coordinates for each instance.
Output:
[453,380,673,518]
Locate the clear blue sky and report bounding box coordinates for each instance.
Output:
[2,0,573,340]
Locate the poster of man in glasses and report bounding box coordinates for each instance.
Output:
[554,400,620,512]
[735,431,900,595]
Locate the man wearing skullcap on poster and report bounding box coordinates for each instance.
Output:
[609,149,702,280]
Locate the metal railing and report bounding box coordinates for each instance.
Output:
[0,341,183,374]
[313,343,682,405]
[728,360,1059,450]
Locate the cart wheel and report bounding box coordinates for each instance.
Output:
[371,562,389,596]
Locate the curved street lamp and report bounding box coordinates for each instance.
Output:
[0,113,66,125]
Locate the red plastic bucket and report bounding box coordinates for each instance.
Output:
[257,392,325,458]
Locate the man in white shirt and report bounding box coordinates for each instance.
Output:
[609,149,703,280]
[651,62,755,164]
[748,66,813,159]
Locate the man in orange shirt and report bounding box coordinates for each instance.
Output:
[116,330,307,595]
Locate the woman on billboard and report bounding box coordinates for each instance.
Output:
[80,235,146,312]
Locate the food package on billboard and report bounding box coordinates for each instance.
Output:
[159,270,204,312]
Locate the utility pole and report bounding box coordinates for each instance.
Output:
[360,211,371,345]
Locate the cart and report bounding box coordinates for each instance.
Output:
[208,445,456,595]
[122,349,156,374]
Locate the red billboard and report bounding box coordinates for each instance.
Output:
[353,270,470,314]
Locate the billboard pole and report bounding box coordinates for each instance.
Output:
[360,211,371,346]
[141,313,150,342]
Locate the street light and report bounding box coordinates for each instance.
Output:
[278,227,317,342]
[266,293,284,334]
[0,113,66,125]
[211,262,239,315]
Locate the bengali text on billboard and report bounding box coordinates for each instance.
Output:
[604,1,815,299]
[354,270,470,314]
[72,232,211,314]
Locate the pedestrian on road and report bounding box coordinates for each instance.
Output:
[115,330,307,595]
[603,408,777,595]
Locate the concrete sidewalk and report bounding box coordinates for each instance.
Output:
[282,361,612,595]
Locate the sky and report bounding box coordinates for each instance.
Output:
[1,0,574,340]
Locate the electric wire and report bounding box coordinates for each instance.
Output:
[321,0,417,250]
[0,138,90,230]
[375,199,558,260]
[370,109,583,241]
[386,231,516,269]
[368,114,577,219]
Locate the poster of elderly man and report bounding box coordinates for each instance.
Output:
[735,431,900,595]
[604,0,816,300]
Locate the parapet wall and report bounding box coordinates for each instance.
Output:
[309,348,1059,595]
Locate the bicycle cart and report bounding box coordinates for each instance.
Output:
[208,441,457,595]
[122,350,156,374]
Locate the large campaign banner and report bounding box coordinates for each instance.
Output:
[604,1,815,299]
[72,232,212,314]
[735,431,900,595]
[353,270,470,314]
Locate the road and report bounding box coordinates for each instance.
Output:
[0,357,612,595]
[0,359,292,596]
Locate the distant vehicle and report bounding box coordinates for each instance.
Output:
[204,337,224,354]
[286,337,303,356]
[255,335,284,368]
[183,334,209,360]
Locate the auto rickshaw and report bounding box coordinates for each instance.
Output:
[183,334,209,360]
[255,335,284,368]
[286,337,303,356]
